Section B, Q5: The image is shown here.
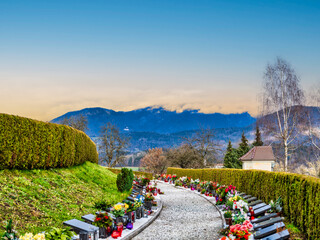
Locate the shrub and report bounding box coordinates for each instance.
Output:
[116,168,134,192]
[0,113,98,169]
[45,227,74,240]
[94,198,112,211]
[167,167,320,240]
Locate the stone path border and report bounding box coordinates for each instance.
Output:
[118,186,163,240]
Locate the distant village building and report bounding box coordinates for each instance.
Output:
[214,163,224,169]
[240,146,275,171]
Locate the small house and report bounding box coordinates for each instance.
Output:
[240,146,275,171]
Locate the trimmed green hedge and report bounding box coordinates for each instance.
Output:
[0,113,98,169]
[107,168,153,179]
[167,167,320,239]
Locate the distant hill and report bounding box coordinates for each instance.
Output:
[51,106,256,136]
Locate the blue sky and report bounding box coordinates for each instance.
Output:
[0,0,319,120]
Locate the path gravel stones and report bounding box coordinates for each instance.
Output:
[133,182,222,240]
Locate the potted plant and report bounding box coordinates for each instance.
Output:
[123,200,135,222]
[268,197,283,216]
[144,193,154,210]
[111,204,126,225]
[223,210,233,226]
[133,200,143,219]
[93,212,113,238]
[142,177,150,186]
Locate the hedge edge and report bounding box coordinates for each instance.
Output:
[0,113,98,169]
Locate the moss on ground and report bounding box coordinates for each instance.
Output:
[0,162,129,235]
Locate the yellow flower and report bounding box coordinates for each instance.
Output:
[34,233,45,240]
[114,204,122,211]
[124,203,129,209]
[19,233,33,240]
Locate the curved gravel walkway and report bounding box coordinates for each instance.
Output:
[133,182,222,240]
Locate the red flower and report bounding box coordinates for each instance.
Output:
[96,217,101,221]
[104,216,109,219]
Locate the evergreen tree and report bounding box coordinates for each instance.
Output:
[253,125,263,146]
[224,140,242,169]
[237,132,250,157]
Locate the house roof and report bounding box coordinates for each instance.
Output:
[240,146,275,161]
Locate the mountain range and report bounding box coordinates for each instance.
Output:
[51,106,319,165]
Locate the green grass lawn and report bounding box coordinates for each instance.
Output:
[0,162,130,235]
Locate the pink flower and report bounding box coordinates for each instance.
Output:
[243,220,250,225]
[246,223,253,230]
[234,224,241,231]
[240,225,248,231]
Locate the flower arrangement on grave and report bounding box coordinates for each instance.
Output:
[133,199,142,210]
[111,204,126,217]
[160,173,166,180]
[93,212,113,228]
[144,192,155,201]
[219,221,254,240]
[232,212,248,224]
[123,200,135,212]
[141,177,150,186]
[228,195,244,202]
[172,174,177,181]
[224,210,232,219]
[233,199,249,213]
[268,196,283,214]
[146,185,157,193]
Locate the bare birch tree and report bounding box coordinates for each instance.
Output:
[99,123,129,167]
[307,84,320,159]
[260,57,305,172]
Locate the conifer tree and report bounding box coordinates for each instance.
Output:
[253,125,263,146]
[224,140,242,169]
[237,132,250,158]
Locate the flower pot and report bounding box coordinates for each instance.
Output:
[136,207,142,219]
[126,211,133,222]
[115,216,124,225]
[131,211,136,222]
[144,200,152,210]
[225,218,232,226]
[99,227,111,238]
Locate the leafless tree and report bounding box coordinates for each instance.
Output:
[140,148,167,174]
[307,84,320,159]
[61,114,88,132]
[99,123,129,167]
[167,144,204,169]
[183,128,220,166]
[260,57,305,172]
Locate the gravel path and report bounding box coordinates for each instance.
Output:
[133,182,222,240]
